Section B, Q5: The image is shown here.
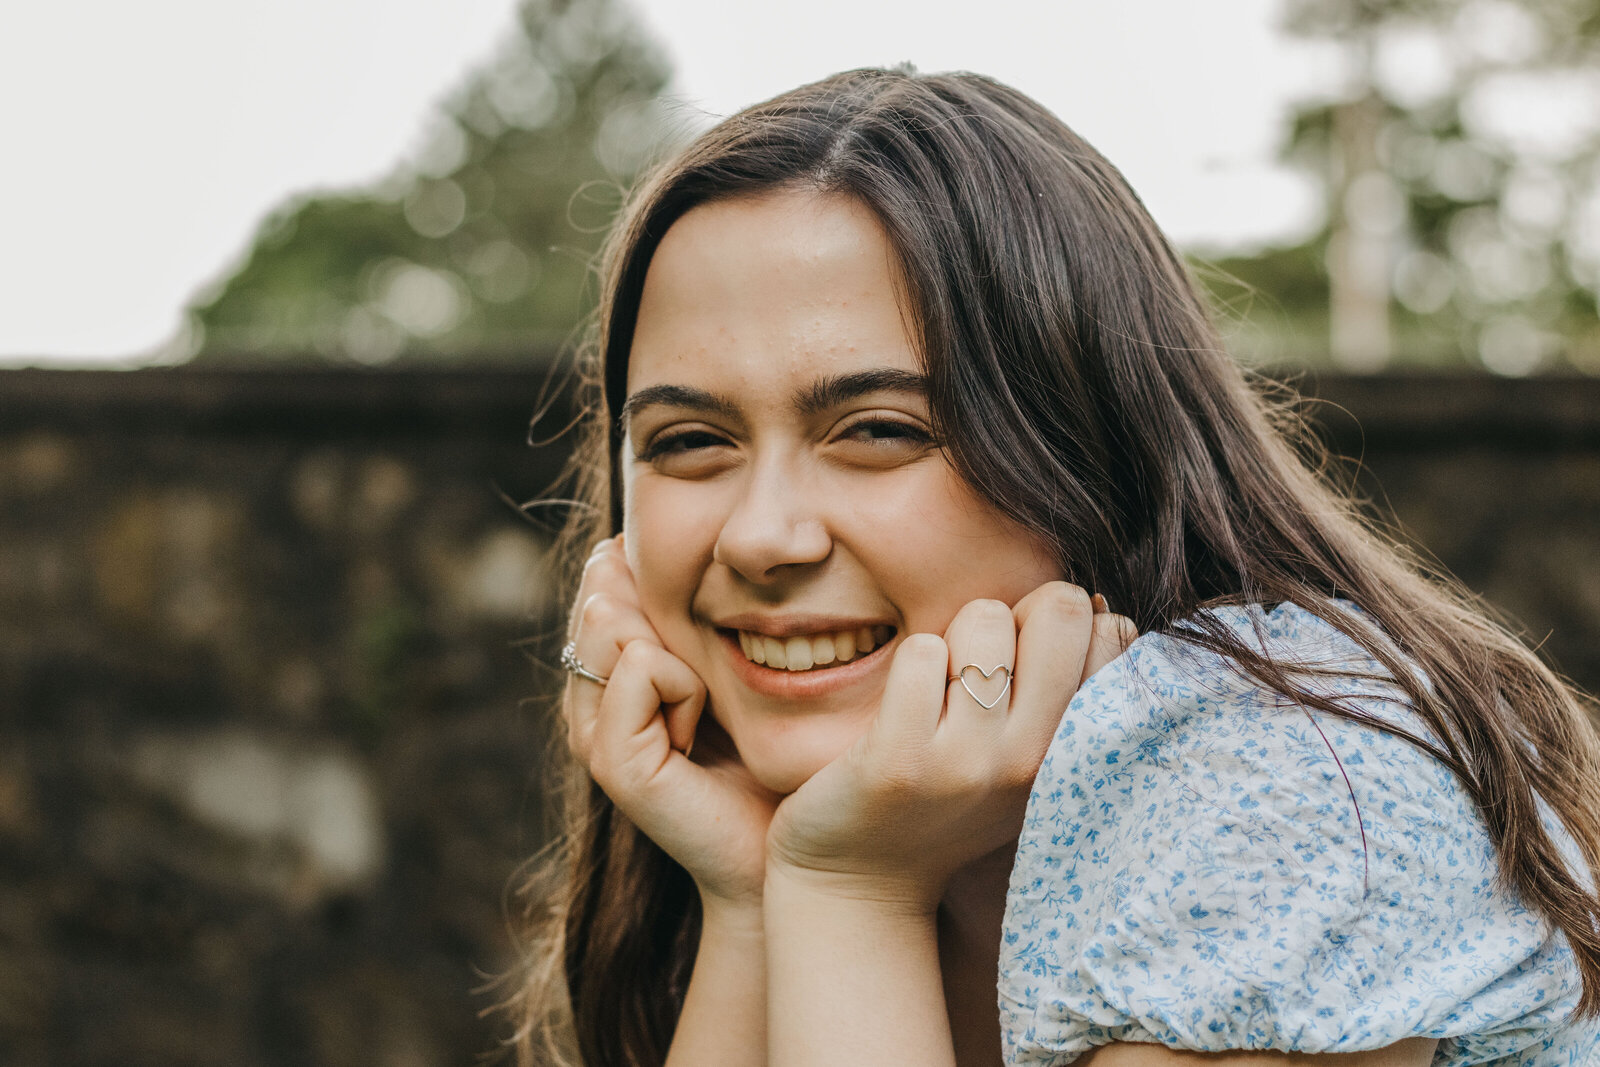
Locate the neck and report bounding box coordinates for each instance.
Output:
[937,843,1016,1067]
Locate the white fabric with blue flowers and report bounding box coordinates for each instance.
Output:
[999,601,1598,1065]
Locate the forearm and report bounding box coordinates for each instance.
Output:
[765,866,954,1067]
[665,898,767,1067]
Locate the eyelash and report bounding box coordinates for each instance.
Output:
[840,418,936,446]
[637,429,726,461]
[638,418,935,461]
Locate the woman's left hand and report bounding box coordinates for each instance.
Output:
[765,581,1136,911]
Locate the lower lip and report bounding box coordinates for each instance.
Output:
[718,630,896,699]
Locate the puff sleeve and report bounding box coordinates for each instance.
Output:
[998,603,1596,1066]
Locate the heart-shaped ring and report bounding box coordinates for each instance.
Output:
[951,663,1013,710]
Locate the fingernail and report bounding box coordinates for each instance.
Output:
[1091,593,1109,615]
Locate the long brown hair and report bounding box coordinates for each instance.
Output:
[506,67,1600,1065]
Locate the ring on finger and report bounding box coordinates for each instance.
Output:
[561,641,611,686]
[949,663,1014,709]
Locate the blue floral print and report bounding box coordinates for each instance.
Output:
[999,602,1598,1065]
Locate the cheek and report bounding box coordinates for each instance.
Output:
[623,482,720,629]
[844,471,1060,622]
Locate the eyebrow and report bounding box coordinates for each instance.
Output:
[618,384,738,429]
[796,369,928,416]
[619,368,929,430]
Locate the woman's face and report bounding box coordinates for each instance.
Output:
[622,189,1060,794]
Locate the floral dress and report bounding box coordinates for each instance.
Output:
[1000,602,1598,1065]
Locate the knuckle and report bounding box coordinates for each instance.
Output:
[580,553,627,589]
[579,592,626,630]
[898,632,947,664]
[1102,614,1139,649]
[616,637,657,669]
[946,599,1015,645]
[579,552,610,582]
[966,598,1013,625]
[1042,581,1093,618]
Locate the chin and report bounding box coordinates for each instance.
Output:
[744,757,827,797]
[724,715,863,796]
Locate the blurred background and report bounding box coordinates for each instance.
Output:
[3,0,1599,1063]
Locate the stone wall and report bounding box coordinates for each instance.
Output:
[2,369,569,1067]
[2,368,1598,1066]
[1291,372,1600,694]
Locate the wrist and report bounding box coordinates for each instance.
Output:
[697,884,766,935]
[764,859,942,920]
[763,862,949,1065]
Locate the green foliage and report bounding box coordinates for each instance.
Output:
[1228,0,1600,372]
[1194,244,1333,367]
[189,0,676,365]
[191,0,1600,373]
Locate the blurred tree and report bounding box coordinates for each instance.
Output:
[187,0,678,365]
[1208,0,1600,374]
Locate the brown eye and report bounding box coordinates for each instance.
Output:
[636,428,736,477]
[840,419,934,446]
[830,417,938,470]
[640,430,727,460]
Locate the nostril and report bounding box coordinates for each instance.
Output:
[710,509,833,581]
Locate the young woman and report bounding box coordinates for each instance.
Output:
[509,69,1600,1066]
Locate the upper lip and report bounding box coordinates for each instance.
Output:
[710,612,896,639]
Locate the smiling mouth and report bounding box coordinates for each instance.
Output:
[732,625,895,672]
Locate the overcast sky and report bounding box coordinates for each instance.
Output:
[0,0,1340,365]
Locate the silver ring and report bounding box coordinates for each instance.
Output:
[948,663,1013,710]
[561,641,610,686]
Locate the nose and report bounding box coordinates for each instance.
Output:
[712,457,832,583]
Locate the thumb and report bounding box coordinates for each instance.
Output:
[634,642,704,755]
[662,687,706,756]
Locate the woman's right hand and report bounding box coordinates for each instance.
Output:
[564,536,780,912]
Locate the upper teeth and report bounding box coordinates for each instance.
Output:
[737,626,892,671]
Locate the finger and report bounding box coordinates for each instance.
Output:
[591,640,705,784]
[569,591,655,677]
[661,688,703,756]
[943,599,1017,716]
[872,632,949,746]
[1008,582,1094,749]
[568,540,638,639]
[566,549,655,689]
[1080,613,1138,685]
[565,589,658,756]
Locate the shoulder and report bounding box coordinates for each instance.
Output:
[1000,601,1592,1065]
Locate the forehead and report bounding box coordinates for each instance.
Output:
[625,189,920,397]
